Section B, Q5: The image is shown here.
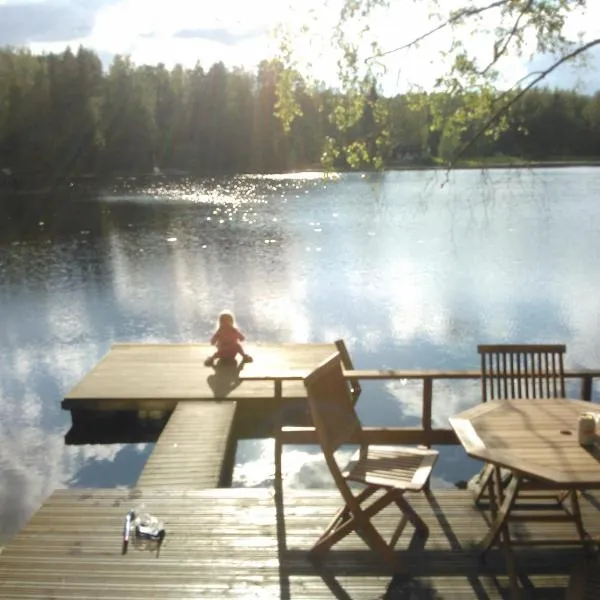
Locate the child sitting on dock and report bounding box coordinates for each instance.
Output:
[204,310,253,366]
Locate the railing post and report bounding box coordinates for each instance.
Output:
[274,380,283,482]
[581,375,593,401]
[422,377,433,490]
[422,377,433,448]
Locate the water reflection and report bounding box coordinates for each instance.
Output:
[2,169,600,541]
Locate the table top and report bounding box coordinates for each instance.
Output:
[449,398,600,487]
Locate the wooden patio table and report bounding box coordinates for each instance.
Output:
[450,398,600,596]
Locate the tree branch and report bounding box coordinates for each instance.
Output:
[448,37,600,170]
[490,69,544,106]
[479,0,534,75]
[366,0,511,62]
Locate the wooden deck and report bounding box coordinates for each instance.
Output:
[0,487,597,599]
[136,401,237,489]
[11,342,599,598]
[63,343,336,411]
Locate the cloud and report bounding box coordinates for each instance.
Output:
[0,0,119,46]
[173,26,266,46]
[525,45,600,94]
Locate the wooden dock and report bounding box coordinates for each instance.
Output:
[0,487,597,599]
[63,343,335,410]
[3,342,600,598]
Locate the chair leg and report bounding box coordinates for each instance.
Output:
[395,493,427,533]
[389,514,409,549]
[363,521,408,574]
[320,487,378,539]
[310,489,429,577]
[311,487,391,556]
[311,488,420,570]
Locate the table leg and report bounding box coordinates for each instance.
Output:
[478,474,521,555]
[487,467,499,520]
[479,473,522,599]
[502,529,521,600]
[570,489,590,549]
[494,465,505,506]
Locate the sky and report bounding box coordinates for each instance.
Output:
[0,0,599,94]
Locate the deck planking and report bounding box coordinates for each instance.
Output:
[1,487,598,599]
[63,343,336,411]
[136,401,237,489]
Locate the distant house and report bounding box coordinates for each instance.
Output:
[391,143,422,162]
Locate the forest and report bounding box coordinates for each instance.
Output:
[1,45,600,184]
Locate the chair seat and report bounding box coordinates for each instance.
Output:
[343,446,438,492]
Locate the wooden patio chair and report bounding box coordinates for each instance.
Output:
[303,352,438,573]
[273,339,361,482]
[471,343,566,506]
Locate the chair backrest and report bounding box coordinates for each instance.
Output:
[304,352,362,458]
[334,339,362,405]
[478,344,566,401]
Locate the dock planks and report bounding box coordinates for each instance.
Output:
[136,401,237,489]
[1,487,597,599]
[63,343,336,411]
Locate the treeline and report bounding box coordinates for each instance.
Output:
[1,46,600,182]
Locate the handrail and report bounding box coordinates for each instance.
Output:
[262,367,600,486]
[240,367,600,476]
[342,368,600,449]
[269,368,600,449]
[343,368,600,382]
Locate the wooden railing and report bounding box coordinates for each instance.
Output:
[276,368,600,450]
[242,367,600,481]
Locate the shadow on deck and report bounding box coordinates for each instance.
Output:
[274,488,593,600]
[0,488,595,599]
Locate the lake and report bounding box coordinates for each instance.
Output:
[2,167,600,542]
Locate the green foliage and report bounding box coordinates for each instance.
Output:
[273,0,598,168]
[1,43,600,184]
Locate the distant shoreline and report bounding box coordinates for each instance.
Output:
[2,159,600,194]
[389,159,600,171]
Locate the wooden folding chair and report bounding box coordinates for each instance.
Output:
[273,339,361,483]
[471,343,566,506]
[304,352,438,573]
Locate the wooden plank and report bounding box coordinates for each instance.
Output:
[279,426,459,446]
[1,488,598,599]
[136,401,236,489]
[344,368,600,380]
[63,343,336,409]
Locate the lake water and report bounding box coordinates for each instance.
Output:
[2,167,600,542]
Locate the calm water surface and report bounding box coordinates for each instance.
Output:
[2,167,600,541]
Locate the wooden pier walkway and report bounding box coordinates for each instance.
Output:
[136,401,237,489]
[0,487,597,599]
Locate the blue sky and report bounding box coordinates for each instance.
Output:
[0,0,599,94]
